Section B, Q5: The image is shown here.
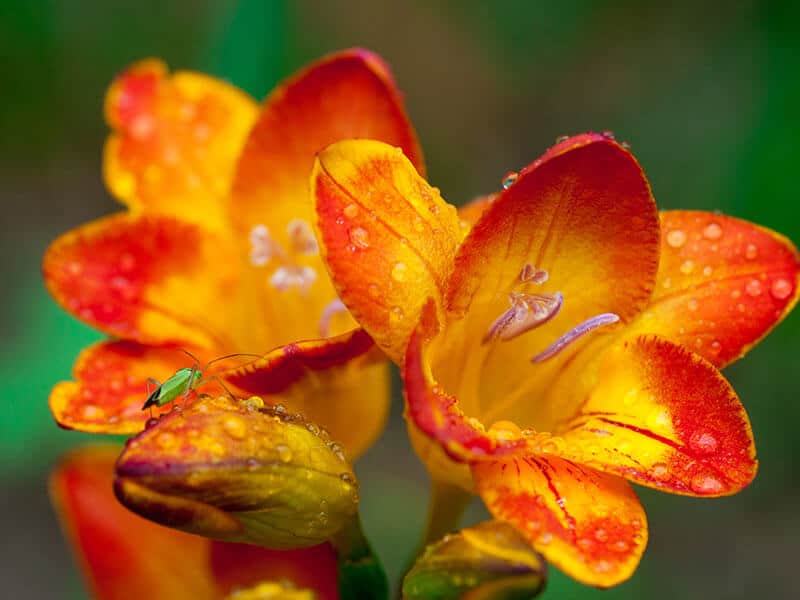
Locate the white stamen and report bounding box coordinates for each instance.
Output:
[483,291,564,343]
[286,219,319,255]
[520,264,549,284]
[531,313,620,363]
[249,224,283,266]
[319,299,348,337]
[269,265,317,293]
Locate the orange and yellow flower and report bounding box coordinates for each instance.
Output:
[310,135,800,586]
[43,49,425,459]
[51,445,339,599]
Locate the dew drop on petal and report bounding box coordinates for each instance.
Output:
[679,259,695,274]
[689,431,718,454]
[367,284,380,299]
[770,278,793,300]
[391,262,408,281]
[555,135,569,143]
[81,404,103,420]
[488,420,522,441]
[222,415,247,439]
[691,473,725,494]
[343,203,359,218]
[687,298,699,311]
[666,229,687,248]
[501,171,518,189]
[745,243,758,259]
[703,222,723,240]
[389,306,405,324]
[601,130,616,140]
[348,227,370,249]
[275,444,293,463]
[702,265,713,277]
[651,462,669,480]
[745,279,762,297]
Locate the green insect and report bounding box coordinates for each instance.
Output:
[142,351,260,411]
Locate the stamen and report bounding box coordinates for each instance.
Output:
[319,299,347,337]
[286,219,319,255]
[531,313,620,363]
[520,264,549,284]
[269,265,317,293]
[249,224,284,266]
[483,291,564,343]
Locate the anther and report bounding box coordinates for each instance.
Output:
[319,299,347,337]
[520,264,549,284]
[270,265,317,293]
[249,224,284,266]
[531,313,620,363]
[483,291,564,343]
[286,219,319,255]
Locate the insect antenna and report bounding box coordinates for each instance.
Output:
[204,352,263,370]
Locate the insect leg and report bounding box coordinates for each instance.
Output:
[142,378,163,414]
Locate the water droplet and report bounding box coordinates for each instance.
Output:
[540,532,553,544]
[81,404,102,419]
[679,259,695,275]
[745,279,762,297]
[662,277,672,289]
[690,473,724,494]
[621,141,631,150]
[601,130,616,140]
[709,340,722,356]
[245,457,259,470]
[689,431,718,454]
[156,432,176,449]
[243,396,264,411]
[703,222,723,240]
[556,135,569,143]
[687,298,699,311]
[612,540,629,552]
[428,203,440,215]
[594,560,612,573]
[306,422,320,436]
[745,243,758,259]
[275,444,292,463]
[501,171,518,189]
[594,528,609,542]
[391,262,408,281]
[222,415,247,439]
[343,203,359,218]
[488,420,522,441]
[666,229,687,248]
[389,306,405,324]
[702,265,713,277]
[770,278,793,300]
[144,417,160,430]
[340,472,355,484]
[651,462,669,480]
[348,227,370,249]
[367,284,380,299]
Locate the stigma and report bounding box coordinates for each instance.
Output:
[531,313,620,362]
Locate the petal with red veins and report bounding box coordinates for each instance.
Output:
[444,134,660,420]
[473,454,647,588]
[224,330,389,460]
[104,58,258,229]
[50,341,214,434]
[42,213,238,348]
[313,139,462,362]
[628,211,800,367]
[550,335,757,496]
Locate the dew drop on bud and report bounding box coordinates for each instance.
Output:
[555,135,569,143]
[770,278,793,300]
[666,229,687,248]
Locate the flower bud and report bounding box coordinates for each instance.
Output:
[403,521,546,600]
[115,395,358,549]
[225,580,314,600]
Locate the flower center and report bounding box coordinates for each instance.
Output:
[483,263,620,361]
[249,219,319,293]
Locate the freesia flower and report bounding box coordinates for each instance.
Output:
[311,135,799,586]
[50,444,339,599]
[43,49,425,459]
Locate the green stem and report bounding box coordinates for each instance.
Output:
[399,480,472,594]
[332,515,388,600]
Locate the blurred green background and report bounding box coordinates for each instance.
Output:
[2,1,798,598]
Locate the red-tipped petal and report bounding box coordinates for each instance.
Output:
[50,341,214,434]
[42,213,238,348]
[474,454,647,588]
[230,48,424,242]
[628,211,800,367]
[550,334,757,496]
[104,59,258,229]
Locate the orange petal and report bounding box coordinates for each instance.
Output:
[442,134,660,420]
[552,335,757,496]
[50,445,338,600]
[42,213,238,348]
[50,341,215,434]
[456,194,497,232]
[104,59,258,230]
[313,139,462,362]
[473,454,647,588]
[224,330,389,460]
[628,211,800,367]
[230,48,424,241]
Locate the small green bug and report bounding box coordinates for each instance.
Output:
[142,351,260,411]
